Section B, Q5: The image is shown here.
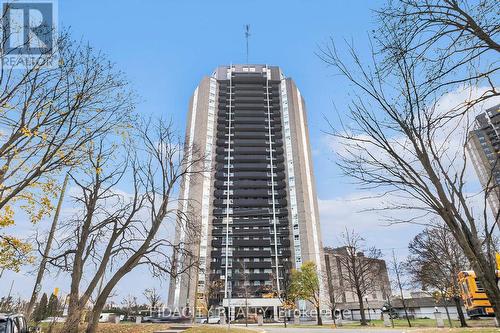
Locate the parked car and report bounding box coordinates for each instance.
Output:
[0,313,36,333]
[199,316,221,324]
[141,316,153,323]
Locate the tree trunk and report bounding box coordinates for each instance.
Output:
[357,290,367,325]
[61,192,97,333]
[482,275,500,326]
[245,294,248,327]
[205,298,209,323]
[316,305,322,325]
[400,297,412,327]
[60,272,88,333]
[453,296,467,327]
[416,136,500,325]
[85,294,107,333]
[85,259,138,333]
[61,305,82,333]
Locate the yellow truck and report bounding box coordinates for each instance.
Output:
[458,253,500,317]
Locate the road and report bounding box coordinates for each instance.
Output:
[221,324,406,333]
[261,328,405,333]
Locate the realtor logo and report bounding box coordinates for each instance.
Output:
[1,0,58,67]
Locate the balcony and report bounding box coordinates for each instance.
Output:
[231,155,269,162]
[233,250,271,258]
[279,250,292,257]
[233,239,271,247]
[214,180,286,189]
[233,273,270,281]
[232,261,272,269]
[232,228,271,236]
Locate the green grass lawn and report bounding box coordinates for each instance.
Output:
[267,318,497,331]
[340,318,457,328]
[336,318,497,329]
[411,329,499,333]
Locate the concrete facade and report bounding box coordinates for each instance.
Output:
[467,104,500,224]
[167,65,325,317]
[324,247,391,311]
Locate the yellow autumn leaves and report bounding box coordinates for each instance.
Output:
[0,180,57,272]
[0,205,14,227]
[20,125,48,141]
[0,235,34,273]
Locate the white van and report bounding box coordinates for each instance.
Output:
[98,313,116,323]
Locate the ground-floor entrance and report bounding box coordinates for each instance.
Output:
[222,297,282,322]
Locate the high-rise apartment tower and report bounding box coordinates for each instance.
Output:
[468,104,500,224]
[168,65,325,318]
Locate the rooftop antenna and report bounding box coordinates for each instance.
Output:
[244,24,250,64]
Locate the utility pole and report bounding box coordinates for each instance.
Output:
[392,249,412,327]
[244,25,250,64]
[27,172,70,317]
[7,280,14,299]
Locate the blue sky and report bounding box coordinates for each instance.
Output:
[1,0,450,301]
[58,0,380,201]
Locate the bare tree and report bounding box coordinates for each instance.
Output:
[319,21,500,322]
[277,262,294,328]
[199,280,222,322]
[322,264,346,327]
[121,294,137,319]
[46,119,202,333]
[375,0,499,108]
[389,250,411,327]
[265,261,294,327]
[240,262,251,327]
[335,229,383,326]
[143,288,162,312]
[406,225,469,327]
